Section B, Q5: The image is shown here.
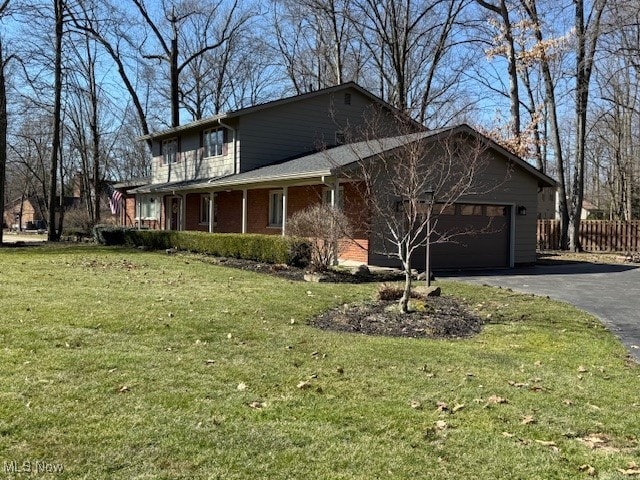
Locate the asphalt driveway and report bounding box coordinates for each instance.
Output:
[450,262,640,362]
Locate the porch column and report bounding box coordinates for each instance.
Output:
[281,186,288,236]
[209,191,215,233]
[241,189,247,234]
[180,194,186,231]
[137,196,142,230]
[331,180,339,264]
[331,179,339,207]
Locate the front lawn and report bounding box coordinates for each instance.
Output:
[0,245,638,479]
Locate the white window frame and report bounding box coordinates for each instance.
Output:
[203,128,224,158]
[322,186,344,210]
[137,196,158,220]
[268,190,283,228]
[162,138,178,165]
[200,195,210,225]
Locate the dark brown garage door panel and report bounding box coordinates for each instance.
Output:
[412,204,510,270]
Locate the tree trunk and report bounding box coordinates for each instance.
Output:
[0,43,6,245]
[47,0,63,242]
[170,36,179,128]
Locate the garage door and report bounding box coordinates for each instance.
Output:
[411,204,510,271]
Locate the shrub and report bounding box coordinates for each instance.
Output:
[377,283,421,301]
[286,204,352,271]
[96,228,311,267]
[92,224,135,246]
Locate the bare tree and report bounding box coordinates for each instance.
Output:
[338,125,501,313]
[476,0,521,136]
[0,0,11,242]
[68,0,155,149]
[351,0,469,125]
[271,0,363,93]
[46,0,64,241]
[567,0,607,251]
[131,0,253,127]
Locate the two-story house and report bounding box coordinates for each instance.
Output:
[118,82,556,270]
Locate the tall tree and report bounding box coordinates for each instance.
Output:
[47,0,64,241]
[0,0,10,244]
[476,0,521,136]
[567,0,607,251]
[131,0,252,127]
[352,0,469,124]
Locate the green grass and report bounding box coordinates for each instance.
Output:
[0,245,638,479]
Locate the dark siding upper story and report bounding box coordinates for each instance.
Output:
[237,87,400,173]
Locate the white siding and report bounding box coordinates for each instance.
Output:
[151,130,235,183]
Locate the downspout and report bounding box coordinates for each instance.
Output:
[217,118,238,175]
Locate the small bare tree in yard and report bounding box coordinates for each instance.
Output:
[342,127,505,313]
[287,203,352,272]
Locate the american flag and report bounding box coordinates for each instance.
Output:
[106,183,123,215]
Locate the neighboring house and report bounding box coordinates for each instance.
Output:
[3,195,48,231]
[536,189,603,221]
[581,199,603,220]
[537,186,557,219]
[119,82,556,270]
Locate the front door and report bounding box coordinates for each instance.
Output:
[167,196,181,230]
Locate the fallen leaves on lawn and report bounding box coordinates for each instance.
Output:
[435,420,448,431]
[521,415,536,425]
[618,462,640,475]
[410,400,422,410]
[485,395,508,406]
[116,385,130,393]
[237,383,247,391]
[297,380,312,390]
[247,401,265,409]
[578,464,596,476]
[578,434,607,449]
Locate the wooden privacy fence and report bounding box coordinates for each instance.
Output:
[537,219,640,252]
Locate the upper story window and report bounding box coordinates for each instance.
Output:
[162,138,178,165]
[204,128,224,158]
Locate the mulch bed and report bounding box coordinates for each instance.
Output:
[312,297,483,339]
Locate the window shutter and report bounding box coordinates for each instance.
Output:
[177,136,182,163]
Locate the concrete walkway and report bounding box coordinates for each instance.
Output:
[449,263,640,362]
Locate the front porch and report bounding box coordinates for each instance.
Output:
[127,181,370,264]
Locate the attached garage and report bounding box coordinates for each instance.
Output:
[411,203,512,271]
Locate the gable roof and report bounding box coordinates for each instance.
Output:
[139,82,420,141]
[131,124,556,194]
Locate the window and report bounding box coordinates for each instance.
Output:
[335,131,346,145]
[140,196,158,219]
[200,195,211,224]
[162,138,178,165]
[486,205,507,217]
[344,93,351,105]
[203,128,224,157]
[268,190,283,227]
[437,204,456,215]
[460,204,483,216]
[322,186,344,209]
